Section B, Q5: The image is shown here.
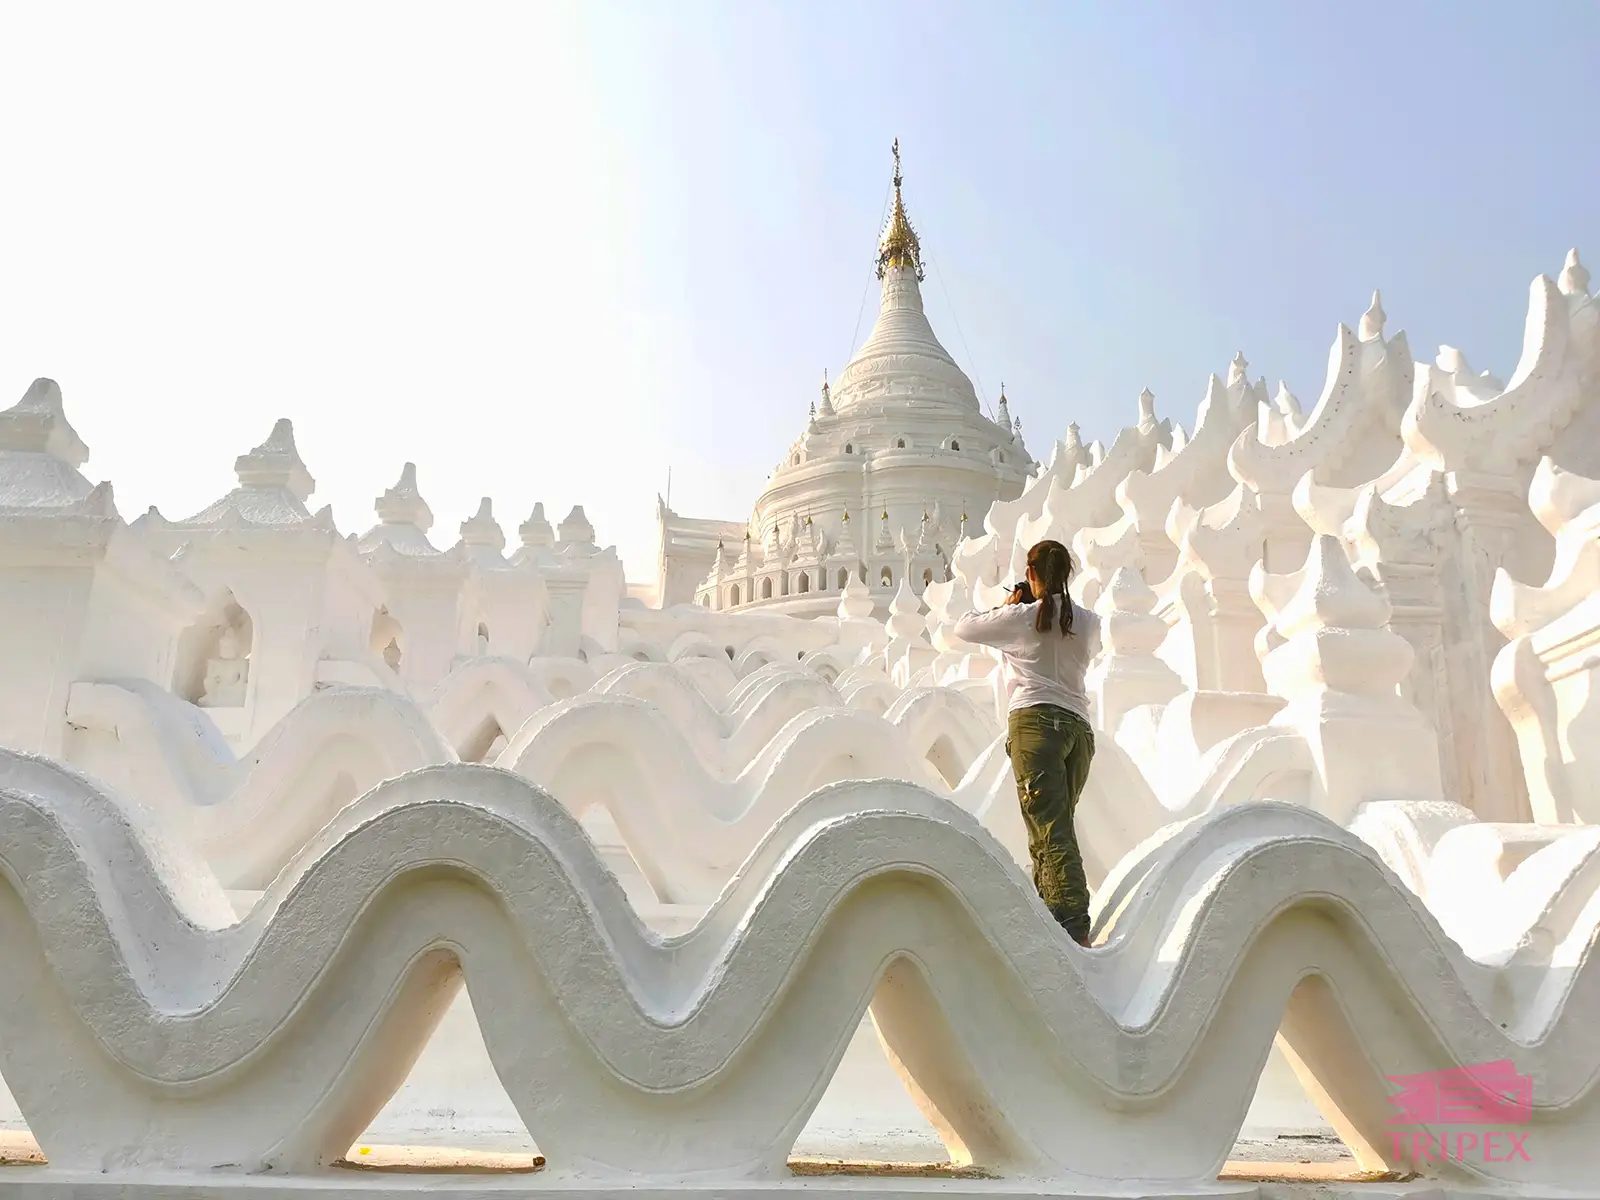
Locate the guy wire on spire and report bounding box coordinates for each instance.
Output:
[926,249,992,419]
[847,152,895,360]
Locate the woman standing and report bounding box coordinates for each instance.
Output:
[953,539,1101,945]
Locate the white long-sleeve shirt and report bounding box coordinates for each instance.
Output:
[953,598,1101,721]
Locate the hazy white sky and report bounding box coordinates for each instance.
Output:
[3,2,1596,580]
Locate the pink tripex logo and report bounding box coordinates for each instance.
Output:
[1385,1060,1533,1165]
[1387,1060,1532,1124]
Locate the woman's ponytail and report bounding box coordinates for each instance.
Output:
[1026,540,1075,636]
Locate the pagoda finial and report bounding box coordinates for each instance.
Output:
[876,138,925,282]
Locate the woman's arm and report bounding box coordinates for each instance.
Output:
[1082,607,1104,659]
[953,605,1026,649]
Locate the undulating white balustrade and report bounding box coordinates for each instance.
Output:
[1,250,1599,1197]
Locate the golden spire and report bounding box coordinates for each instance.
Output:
[876,138,925,281]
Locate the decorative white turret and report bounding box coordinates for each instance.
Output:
[1490,458,1600,824]
[558,505,598,550]
[0,379,201,756]
[161,418,325,530]
[376,463,433,530]
[237,418,314,498]
[1558,247,1590,297]
[1257,382,1301,446]
[1255,534,1442,820]
[1084,365,1261,602]
[0,378,97,512]
[358,463,465,688]
[1358,290,1385,342]
[1062,422,1085,466]
[1136,387,1157,433]
[833,507,858,565]
[1226,353,1249,388]
[1161,483,1269,693]
[884,577,925,641]
[875,508,895,557]
[883,576,933,685]
[517,503,555,554]
[457,498,507,562]
[921,574,969,651]
[359,463,440,559]
[1403,250,1597,481]
[1229,294,1416,572]
[1086,565,1184,735]
[135,418,383,747]
[836,573,876,621]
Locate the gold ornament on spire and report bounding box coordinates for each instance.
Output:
[876,138,925,282]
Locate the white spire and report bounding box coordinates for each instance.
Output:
[234,418,315,504]
[374,462,433,531]
[831,141,979,415]
[1359,290,1386,342]
[558,505,597,547]
[0,378,89,467]
[0,378,99,513]
[1137,388,1157,432]
[1227,353,1249,388]
[519,502,554,549]
[1560,248,1591,297]
[458,498,505,552]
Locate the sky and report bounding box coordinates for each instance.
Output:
[2,2,1596,582]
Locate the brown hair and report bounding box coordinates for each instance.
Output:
[1027,539,1075,636]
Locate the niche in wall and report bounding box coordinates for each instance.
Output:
[173,589,255,708]
[370,606,404,673]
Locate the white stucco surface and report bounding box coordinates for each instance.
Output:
[2,198,1600,1199]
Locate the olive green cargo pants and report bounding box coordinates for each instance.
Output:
[1005,703,1095,943]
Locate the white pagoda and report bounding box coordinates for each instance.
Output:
[656,142,1036,615]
